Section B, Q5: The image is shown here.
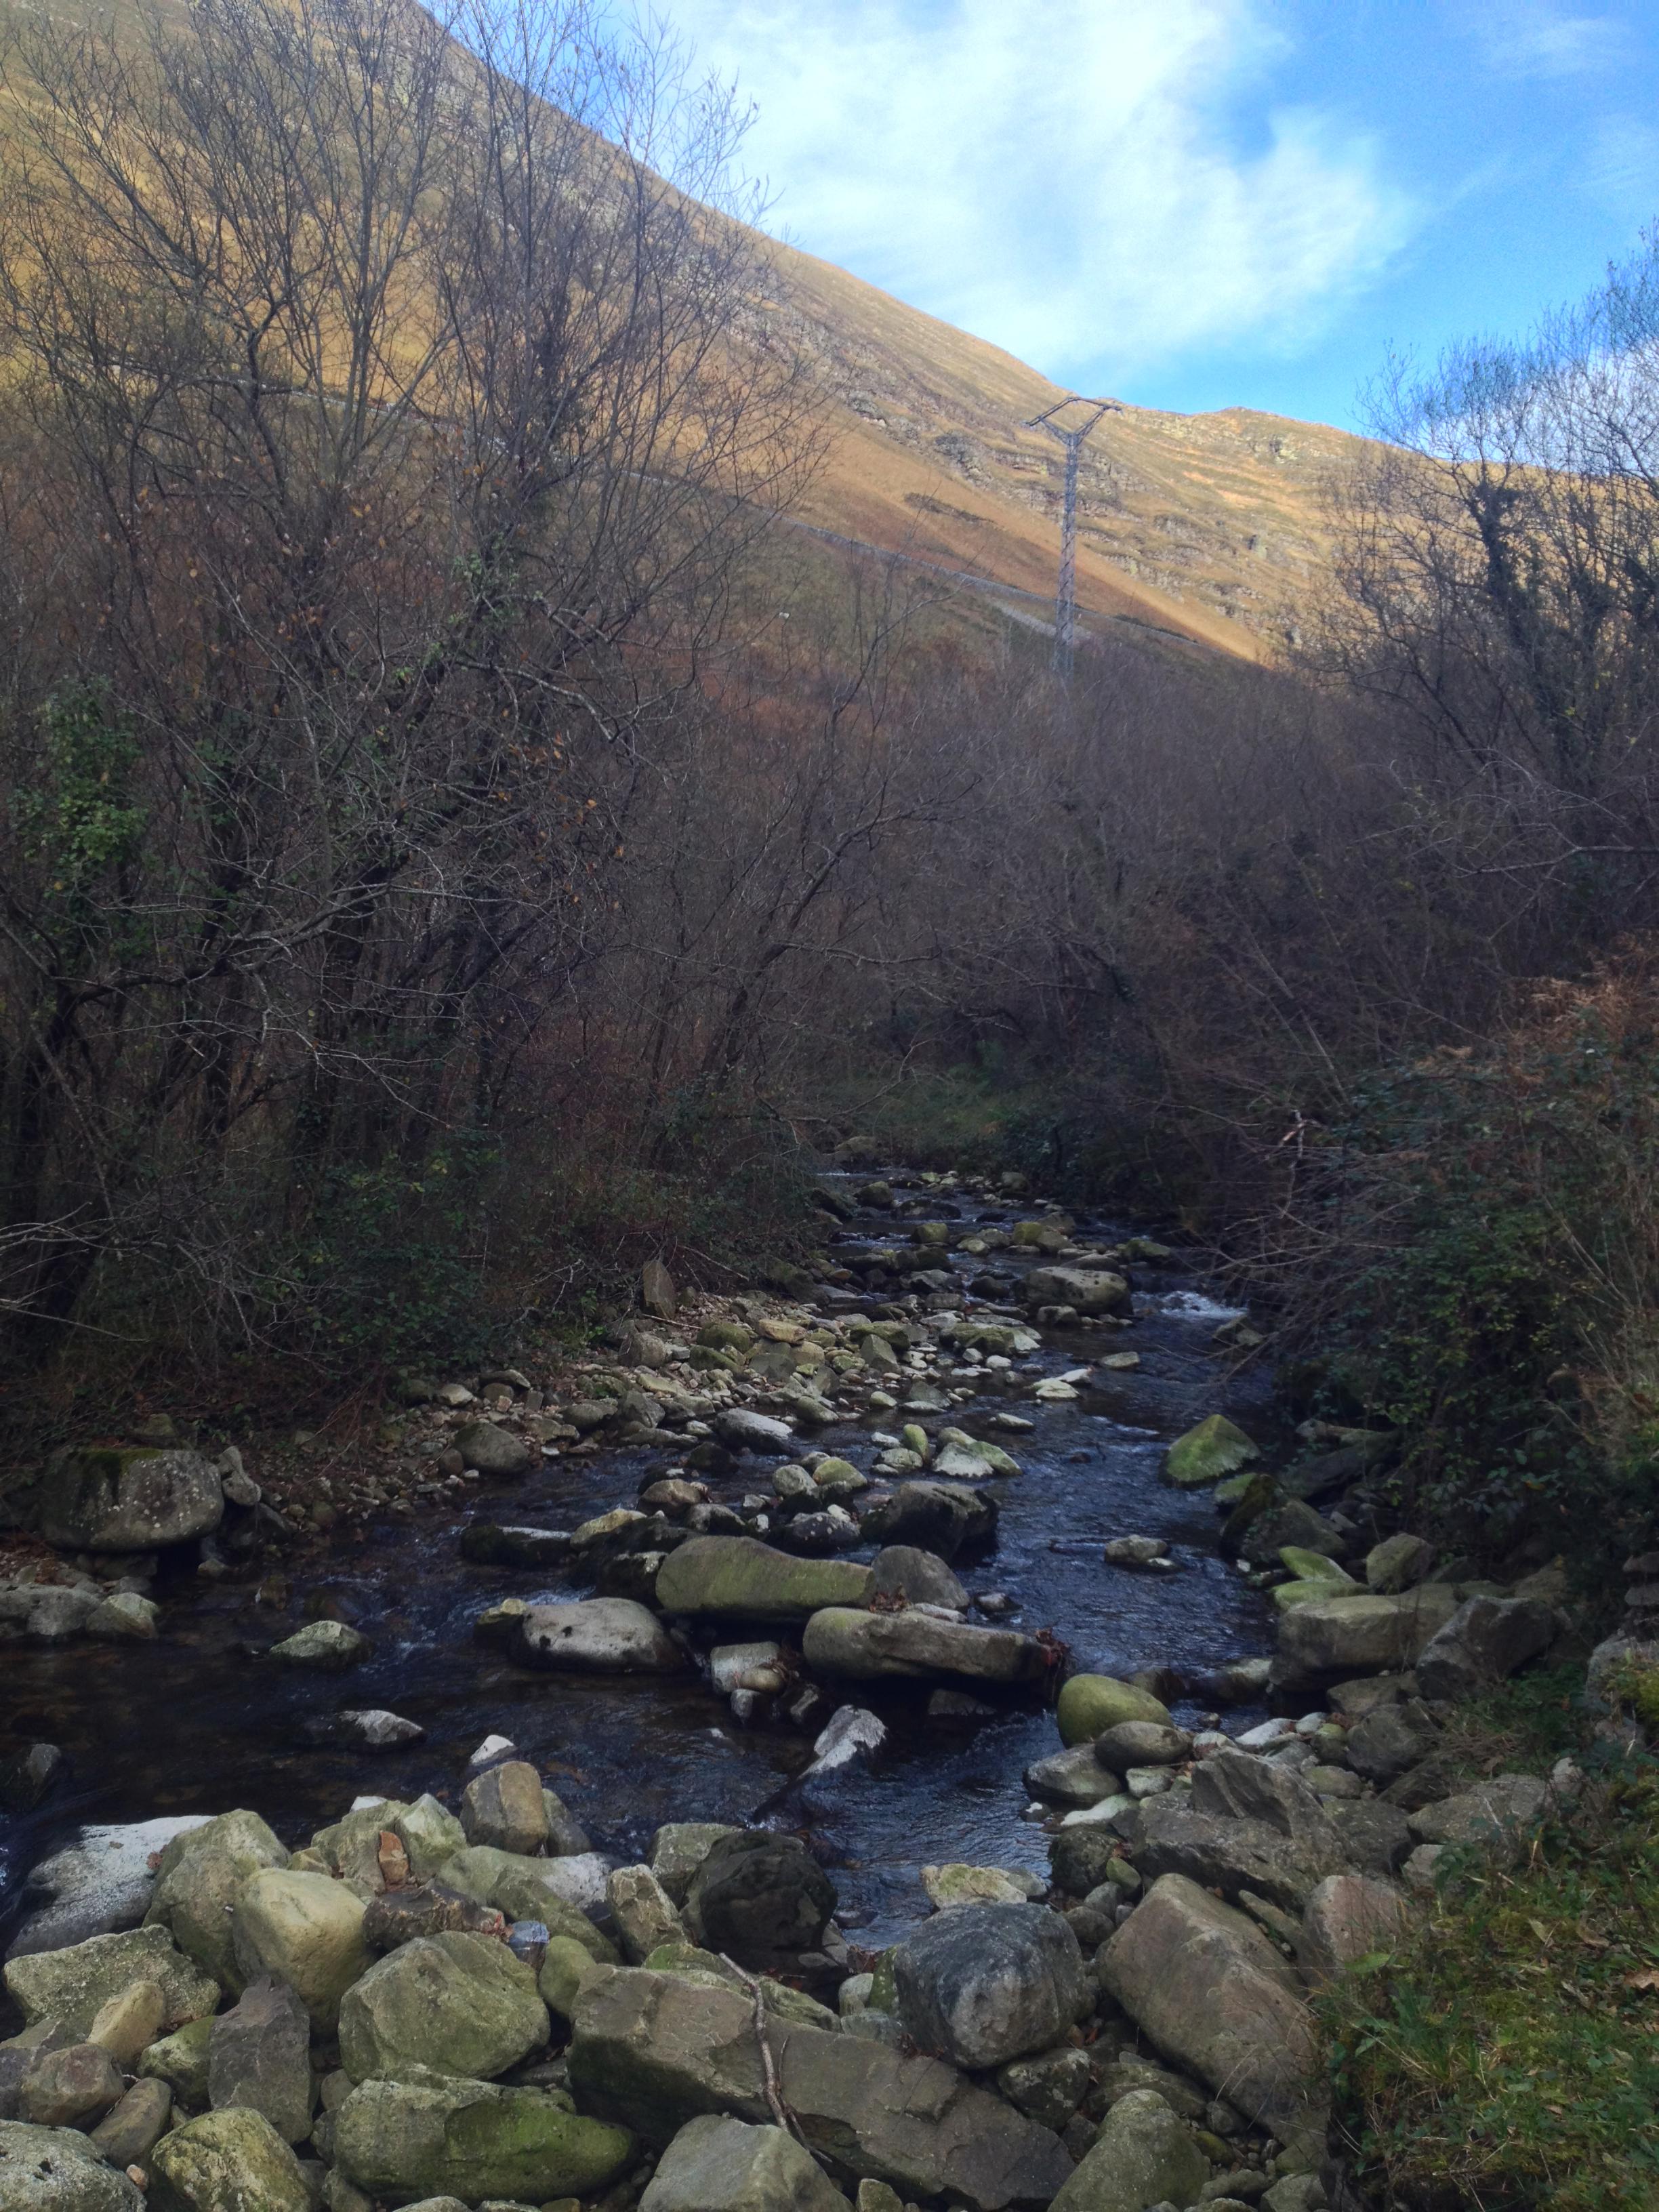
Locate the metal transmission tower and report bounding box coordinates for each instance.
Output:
[1025,396,1120,677]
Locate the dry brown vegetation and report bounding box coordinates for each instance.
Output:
[3,0,1659,1532]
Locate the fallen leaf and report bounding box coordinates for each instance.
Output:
[1625,1968,1659,1992]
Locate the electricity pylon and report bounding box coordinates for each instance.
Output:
[1025,396,1120,678]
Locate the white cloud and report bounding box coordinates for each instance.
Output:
[1454,1,1629,80]
[1584,114,1659,216]
[657,0,1414,386]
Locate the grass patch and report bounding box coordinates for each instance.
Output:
[1328,1672,1659,2212]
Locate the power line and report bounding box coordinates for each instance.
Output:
[1025,395,1120,678]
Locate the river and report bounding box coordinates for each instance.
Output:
[0,1175,1277,1954]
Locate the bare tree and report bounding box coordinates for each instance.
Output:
[0,0,817,1345]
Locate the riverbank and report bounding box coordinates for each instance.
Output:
[0,1166,1648,2212]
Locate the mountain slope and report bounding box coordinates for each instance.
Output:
[761,240,1374,662]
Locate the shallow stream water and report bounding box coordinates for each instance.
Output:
[0,1179,1277,1952]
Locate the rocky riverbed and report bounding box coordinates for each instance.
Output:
[0,1168,1628,2212]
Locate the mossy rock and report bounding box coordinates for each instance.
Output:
[1056,1674,1172,1746]
[1164,1414,1259,1488]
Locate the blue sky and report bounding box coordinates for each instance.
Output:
[655,0,1659,431]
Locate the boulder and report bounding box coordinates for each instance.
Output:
[451,1421,539,1478]
[3,1925,218,2039]
[207,1978,315,2142]
[18,2043,123,2129]
[1296,1875,1414,1985]
[1344,1704,1440,1787]
[1365,1534,1435,1593]
[462,1762,549,1855]
[12,1448,224,1553]
[1097,1875,1317,2133]
[334,2076,633,2203]
[338,1932,549,2084]
[685,1835,834,1969]
[802,1608,1044,1685]
[1328,1800,1414,1881]
[87,1980,167,2066]
[869,1548,968,1611]
[460,1522,572,1568]
[87,2077,173,2168]
[1023,1746,1124,1809]
[1095,1723,1191,1769]
[642,1258,678,1319]
[1048,1826,1136,1901]
[890,1905,1090,2070]
[640,2115,851,2212]
[608,1868,687,1963]
[650,1825,743,1907]
[440,1847,613,1931]
[136,2018,214,2114]
[149,2106,313,2212]
[268,1620,371,1668]
[519,1599,684,1673]
[392,1795,470,1882]
[1235,1501,1344,1569]
[361,1881,508,1952]
[1021,1267,1129,1316]
[1048,2089,1208,2212]
[1413,1596,1559,1702]
[716,1410,796,1453]
[146,1809,291,1989]
[1190,1748,1336,1841]
[1407,1774,1549,1860]
[858,1483,997,1561]
[232,1870,373,2031]
[0,2121,144,2210]
[656,1538,874,1622]
[567,1968,1073,2211]
[7,1816,220,1957]
[1275,1588,1461,1683]
[992,2047,1091,2133]
[1055,1675,1171,1746]
[1126,1795,1344,1913]
[1164,1416,1258,1488]
[85,1593,159,1639]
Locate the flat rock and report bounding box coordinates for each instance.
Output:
[518,1599,685,1673]
[4,1925,218,2038]
[655,1538,874,1622]
[802,1608,1044,1684]
[567,1967,1073,2211]
[1022,1267,1129,1316]
[1275,1589,1461,1683]
[9,1816,212,1958]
